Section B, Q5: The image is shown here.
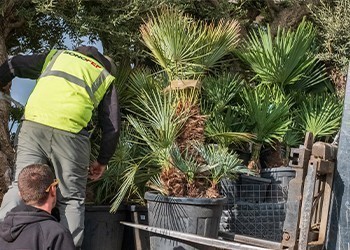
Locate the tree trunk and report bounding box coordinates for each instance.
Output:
[0,34,14,202]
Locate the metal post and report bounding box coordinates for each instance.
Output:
[282,132,313,248]
[327,64,350,249]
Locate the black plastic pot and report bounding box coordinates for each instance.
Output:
[129,205,150,250]
[261,167,296,202]
[236,175,271,203]
[82,205,127,250]
[145,191,226,250]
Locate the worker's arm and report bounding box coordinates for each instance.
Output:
[0,53,48,88]
[88,84,120,180]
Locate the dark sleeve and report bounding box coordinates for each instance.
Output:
[97,84,121,165]
[0,53,48,87]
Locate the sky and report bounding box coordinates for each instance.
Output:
[11,37,103,105]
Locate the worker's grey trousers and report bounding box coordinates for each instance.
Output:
[0,120,90,247]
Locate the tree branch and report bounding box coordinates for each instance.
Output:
[4,19,25,38]
[8,19,25,29]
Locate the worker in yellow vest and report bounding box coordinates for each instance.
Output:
[0,46,120,248]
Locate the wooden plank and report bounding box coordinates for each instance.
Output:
[298,160,318,250]
[318,168,335,243]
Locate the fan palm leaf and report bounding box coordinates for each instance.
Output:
[127,89,192,168]
[239,19,328,94]
[141,6,240,80]
[110,160,158,213]
[169,145,209,183]
[201,72,245,112]
[296,93,343,139]
[194,144,250,186]
[242,87,292,145]
[205,107,254,147]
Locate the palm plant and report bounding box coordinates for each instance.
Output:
[129,88,195,185]
[238,19,330,96]
[204,107,254,148]
[296,93,343,141]
[140,6,242,191]
[241,87,292,172]
[201,72,254,148]
[194,144,250,198]
[110,84,196,211]
[140,6,240,80]
[88,122,150,207]
[147,143,249,199]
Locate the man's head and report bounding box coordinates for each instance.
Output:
[18,164,58,208]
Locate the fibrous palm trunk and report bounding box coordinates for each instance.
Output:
[160,167,186,197]
[159,92,207,197]
[176,103,206,152]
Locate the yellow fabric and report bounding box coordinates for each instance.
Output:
[25,50,115,133]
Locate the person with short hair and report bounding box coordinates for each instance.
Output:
[0,45,120,247]
[0,164,75,250]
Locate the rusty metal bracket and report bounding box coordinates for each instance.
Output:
[282,132,313,248]
[298,142,336,250]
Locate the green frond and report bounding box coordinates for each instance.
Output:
[205,107,254,147]
[296,93,343,139]
[127,90,192,167]
[169,145,205,183]
[201,72,245,112]
[194,144,250,184]
[241,87,292,145]
[141,6,240,80]
[239,19,328,93]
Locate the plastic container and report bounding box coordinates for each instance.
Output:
[129,205,150,250]
[238,175,271,203]
[261,167,296,202]
[145,191,226,250]
[82,205,127,250]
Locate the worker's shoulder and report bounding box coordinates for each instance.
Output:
[38,218,71,235]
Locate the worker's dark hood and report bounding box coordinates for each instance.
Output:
[74,45,112,73]
[0,204,56,242]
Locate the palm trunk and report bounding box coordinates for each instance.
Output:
[248,143,262,173]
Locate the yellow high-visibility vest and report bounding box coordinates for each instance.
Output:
[25,50,115,133]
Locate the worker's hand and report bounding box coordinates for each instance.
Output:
[88,161,107,181]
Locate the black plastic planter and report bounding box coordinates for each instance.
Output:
[229,175,271,203]
[145,191,226,250]
[261,167,296,202]
[82,205,127,250]
[129,205,150,250]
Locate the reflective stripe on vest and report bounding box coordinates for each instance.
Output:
[24,50,115,133]
[39,50,111,107]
